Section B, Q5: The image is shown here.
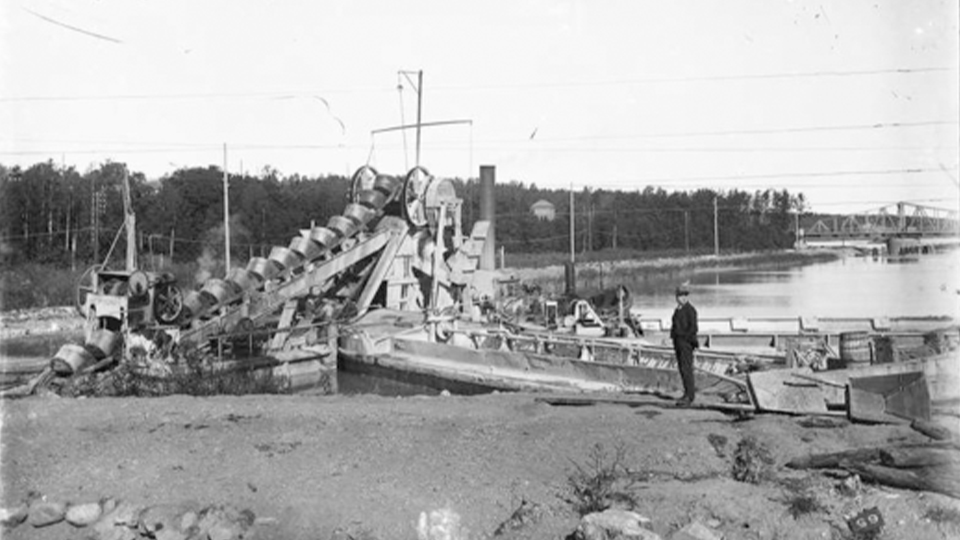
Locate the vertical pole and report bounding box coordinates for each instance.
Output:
[794,211,800,247]
[92,178,99,264]
[684,210,690,253]
[415,70,423,169]
[569,185,575,263]
[713,196,719,256]
[479,165,496,270]
[223,143,231,271]
[566,184,576,295]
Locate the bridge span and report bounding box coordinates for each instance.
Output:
[801,201,960,254]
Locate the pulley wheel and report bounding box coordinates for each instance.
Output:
[401,166,432,228]
[348,165,379,203]
[75,264,104,318]
[128,270,150,298]
[153,281,184,325]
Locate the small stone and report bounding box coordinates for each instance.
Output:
[94,501,143,540]
[180,510,198,531]
[139,504,193,535]
[28,499,66,528]
[66,501,103,527]
[196,505,255,540]
[671,520,722,540]
[417,508,469,540]
[101,497,118,515]
[156,529,188,540]
[577,509,659,540]
[0,504,29,527]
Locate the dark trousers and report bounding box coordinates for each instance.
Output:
[673,340,696,401]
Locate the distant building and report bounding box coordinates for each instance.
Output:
[531,199,556,221]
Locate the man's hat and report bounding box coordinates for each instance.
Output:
[675,284,690,296]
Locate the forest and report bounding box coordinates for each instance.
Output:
[1,160,808,270]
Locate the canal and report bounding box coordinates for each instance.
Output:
[626,250,960,321]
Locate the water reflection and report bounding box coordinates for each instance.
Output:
[628,250,960,321]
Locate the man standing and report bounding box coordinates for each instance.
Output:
[670,284,699,407]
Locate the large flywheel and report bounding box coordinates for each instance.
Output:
[400,166,432,228]
[153,278,184,325]
[348,165,379,204]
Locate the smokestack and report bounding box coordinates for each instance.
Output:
[479,165,496,270]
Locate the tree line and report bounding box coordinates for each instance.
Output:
[1,160,808,269]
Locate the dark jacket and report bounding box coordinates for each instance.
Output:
[671,303,699,348]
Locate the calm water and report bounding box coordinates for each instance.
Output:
[625,250,960,321]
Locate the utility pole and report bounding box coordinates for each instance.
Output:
[794,210,800,247]
[713,196,719,256]
[415,70,423,168]
[569,185,575,263]
[223,143,231,271]
[92,177,98,264]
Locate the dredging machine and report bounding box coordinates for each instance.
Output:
[47,164,500,391]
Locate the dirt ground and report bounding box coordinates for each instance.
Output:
[2,391,960,540]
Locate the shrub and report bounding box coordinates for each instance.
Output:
[566,441,638,516]
[731,435,775,484]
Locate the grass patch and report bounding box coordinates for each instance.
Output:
[924,505,960,528]
[783,492,825,520]
[565,441,639,516]
[731,435,776,484]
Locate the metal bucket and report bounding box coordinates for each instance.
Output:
[373,175,402,198]
[183,289,209,319]
[342,203,376,226]
[327,215,359,239]
[268,246,302,271]
[226,267,259,292]
[840,331,873,366]
[86,328,120,360]
[51,344,95,375]
[247,257,279,282]
[309,227,340,250]
[288,236,321,261]
[357,189,387,209]
[200,278,234,305]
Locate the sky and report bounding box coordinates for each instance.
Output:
[1,0,958,214]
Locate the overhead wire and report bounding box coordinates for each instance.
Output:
[1,65,954,103]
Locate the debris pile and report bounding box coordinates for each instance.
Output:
[786,419,960,499]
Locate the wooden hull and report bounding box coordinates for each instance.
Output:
[339,311,752,402]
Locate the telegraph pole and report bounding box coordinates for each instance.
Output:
[569,185,575,263]
[223,143,231,271]
[415,70,423,168]
[713,196,719,256]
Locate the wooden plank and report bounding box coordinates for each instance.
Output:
[533,394,756,413]
[845,462,960,499]
[786,447,881,470]
[911,419,959,441]
[879,447,960,468]
[747,368,828,414]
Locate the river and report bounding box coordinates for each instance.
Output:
[626,250,960,321]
